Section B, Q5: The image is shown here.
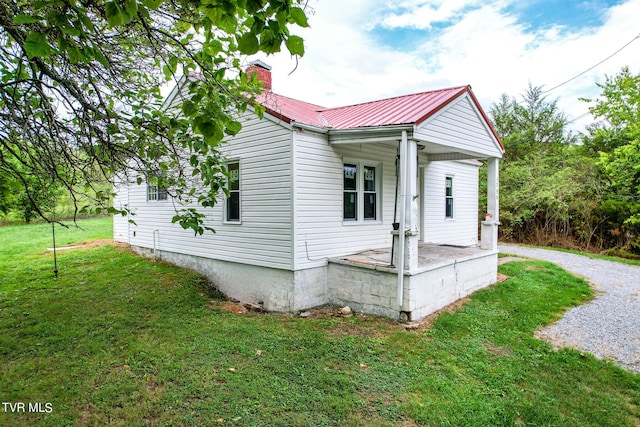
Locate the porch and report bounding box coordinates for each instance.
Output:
[327,243,498,321]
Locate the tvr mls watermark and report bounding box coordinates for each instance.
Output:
[2,402,53,413]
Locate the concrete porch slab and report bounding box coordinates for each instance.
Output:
[330,243,494,274]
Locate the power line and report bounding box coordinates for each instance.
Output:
[542,32,640,95]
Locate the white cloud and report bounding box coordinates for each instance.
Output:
[259,0,640,133]
[378,0,487,30]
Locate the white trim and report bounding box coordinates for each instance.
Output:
[419,167,425,242]
[329,124,414,144]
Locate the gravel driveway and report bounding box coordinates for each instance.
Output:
[499,244,640,374]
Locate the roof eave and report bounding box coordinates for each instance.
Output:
[264,106,292,124]
[328,124,414,144]
[291,121,329,134]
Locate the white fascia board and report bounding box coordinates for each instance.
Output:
[328,124,414,144]
[291,121,329,134]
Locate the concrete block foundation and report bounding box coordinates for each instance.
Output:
[129,244,498,321]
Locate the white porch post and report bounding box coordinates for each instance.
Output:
[395,131,419,311]
[481,157,499,251]
[404,138,419,271]
[396,132,407,309]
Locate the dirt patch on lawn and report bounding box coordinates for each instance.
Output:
[214,301,249,314]
[498,256,529,265]
[46,239,126,252]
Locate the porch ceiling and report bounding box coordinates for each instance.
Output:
[328,132,498,161]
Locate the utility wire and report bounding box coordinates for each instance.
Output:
[542,32,640,95]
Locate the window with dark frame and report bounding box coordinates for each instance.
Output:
[146,182,167,202]
[445,176,454,219]
[363,166,376,220]
[226,161,240,222]
[343,164,358,221]
[343,162,378,222]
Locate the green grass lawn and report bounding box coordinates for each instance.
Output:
[1,217,639,426]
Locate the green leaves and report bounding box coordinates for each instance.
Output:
[24,32,54,58]
[141,0,163,10]
[196,120,224,143]
[105,1,125,27]
[285,35,304,56]
[172,208,215,235]
[13,14,43,24]
[106,0,140,26]
[225,120,242,136]
[124,0,139,17]
[237,32,259,54]
[203,5,238,33]
[289,7,309,27]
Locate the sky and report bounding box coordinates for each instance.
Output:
[250,0,640,133]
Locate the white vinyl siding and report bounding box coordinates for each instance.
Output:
[414,93,503,158]
[112,175,130,243]
[114,111,294,270]
[293,130,396,269]
[423,161,479,246]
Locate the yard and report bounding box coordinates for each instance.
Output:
[0,217,638,426]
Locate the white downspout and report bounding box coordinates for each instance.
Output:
[397,131,408,309]
[153,229,159,258]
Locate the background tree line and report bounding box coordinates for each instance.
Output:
[488,67,640,257]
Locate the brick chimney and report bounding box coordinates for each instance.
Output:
[246,60,272,92]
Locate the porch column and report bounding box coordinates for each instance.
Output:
[394,135,419,271]
[404,138,420,271]
[481,157,499,251]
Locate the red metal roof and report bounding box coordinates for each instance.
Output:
[319,86,468,129]
[257,86,469,129]
[256,85,503,149]
[255,92,328,127]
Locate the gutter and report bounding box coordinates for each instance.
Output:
[328,124,414,144]
[291,121,330,134]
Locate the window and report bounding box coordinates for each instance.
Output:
[445,176,454,219]
[147,184,167,201]
[343,162,379,222]
[343,164,357,220]
[226,161,240,222]
[363,166,377,220]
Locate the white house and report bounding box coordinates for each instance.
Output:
[113,61,504,321]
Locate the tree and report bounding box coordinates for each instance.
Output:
[488,85,608,250]
[490,83,576,162]
[0,172,15,214]
[583,68,640,253]
[581,67,640,155]
[0,0,309,233]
